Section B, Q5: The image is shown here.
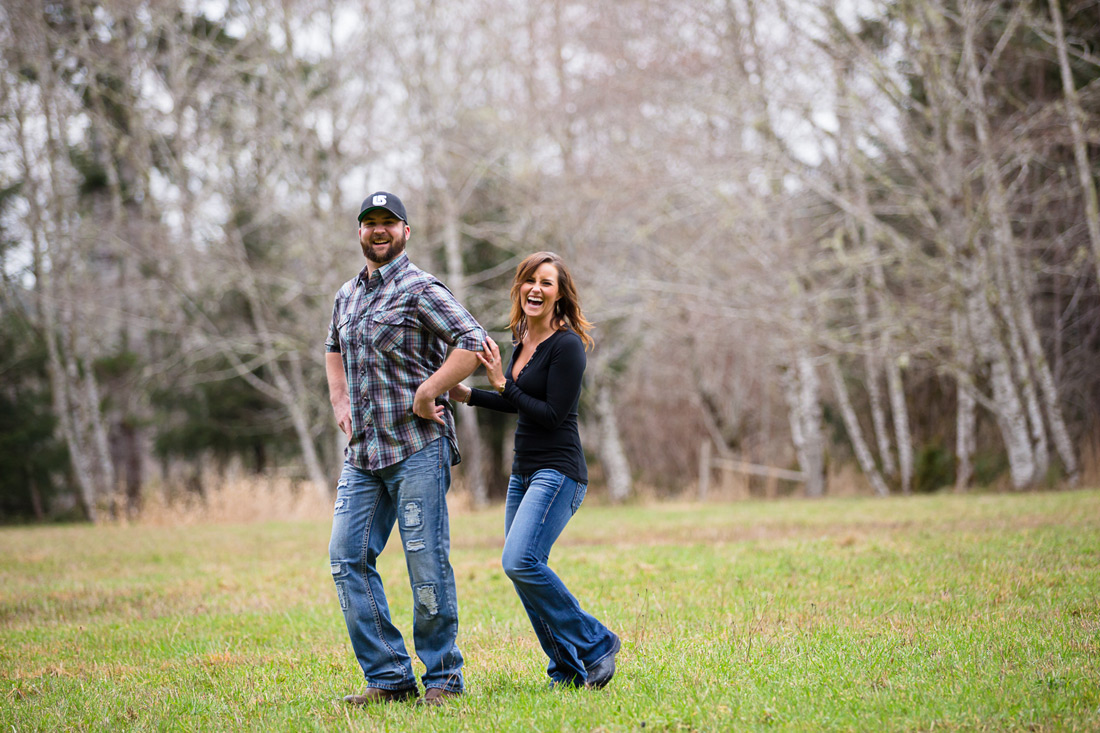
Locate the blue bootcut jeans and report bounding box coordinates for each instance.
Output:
[328,438,463,692]
[503,469,619,685]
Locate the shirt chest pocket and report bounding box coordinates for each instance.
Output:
[371,298,420,353]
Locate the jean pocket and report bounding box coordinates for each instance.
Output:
[570,482,588,515]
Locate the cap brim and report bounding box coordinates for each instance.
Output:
[358,206,405,223]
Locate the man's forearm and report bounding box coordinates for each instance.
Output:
[417,349,481,400]
[325,352,349,406]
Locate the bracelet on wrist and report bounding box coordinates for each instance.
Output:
[494,382,505,394]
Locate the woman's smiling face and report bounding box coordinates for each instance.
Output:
[519,262,561,322]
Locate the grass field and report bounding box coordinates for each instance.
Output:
[1,489,1098,731]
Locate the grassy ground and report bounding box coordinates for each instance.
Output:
[1,489,1098,731]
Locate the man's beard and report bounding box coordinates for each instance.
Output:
[361,230,407,265]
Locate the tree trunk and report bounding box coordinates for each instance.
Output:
[1003,315,1050,480]
[46,330,98,521]
[967,280,1038,488]
[884,344,913,494]
[595,383,633,503]
[286,388,330,497]
[782,352,825,497]
[859,310,896,479]
[457,408,488,508]
[827,358,888,496]
[285,351,331,497]
[990,359,1038,488]
[81,360,117,506]
[953,313,977,492]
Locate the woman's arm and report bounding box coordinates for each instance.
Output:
[468,387,518,413]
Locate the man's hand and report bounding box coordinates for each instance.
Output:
[333,400,352,437]
[413,349,481,425]
[413,385,447,425]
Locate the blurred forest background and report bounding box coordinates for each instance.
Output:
[1,0,1098,523]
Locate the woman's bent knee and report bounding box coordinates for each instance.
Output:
[502,549,538,581]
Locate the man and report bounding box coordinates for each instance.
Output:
[325,191,485,707]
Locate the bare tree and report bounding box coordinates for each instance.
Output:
[4,4,121,519]
[1047,0,1100,292]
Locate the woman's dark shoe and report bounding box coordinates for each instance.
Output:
[584,635,621,689]
[343,687,419,705]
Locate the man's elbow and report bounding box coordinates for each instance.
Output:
[449,349,481,376]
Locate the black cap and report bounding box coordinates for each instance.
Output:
[358,191,408,224]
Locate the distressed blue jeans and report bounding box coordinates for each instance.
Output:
[503,469,619,685]
[328,438,463,692]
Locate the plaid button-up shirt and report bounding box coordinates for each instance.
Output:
[325,253,486,471]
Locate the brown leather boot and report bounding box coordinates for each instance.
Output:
[343,687,419,705]
[417,687,463,706]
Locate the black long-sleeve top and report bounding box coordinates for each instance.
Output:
[468,328,588,483]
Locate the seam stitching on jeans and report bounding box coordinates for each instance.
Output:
[360,486,410,676]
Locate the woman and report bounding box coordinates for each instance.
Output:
[450,251,621,689]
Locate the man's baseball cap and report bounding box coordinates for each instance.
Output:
[358,191,408,224]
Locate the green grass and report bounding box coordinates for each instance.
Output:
[2,489,1099,731]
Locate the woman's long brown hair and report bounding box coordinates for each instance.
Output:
[508,251,594,350]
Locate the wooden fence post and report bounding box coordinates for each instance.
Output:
[698,440,712,500]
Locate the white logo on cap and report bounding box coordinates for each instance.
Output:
[373,194,387,206]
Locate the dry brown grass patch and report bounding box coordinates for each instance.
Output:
[135,475,334,526]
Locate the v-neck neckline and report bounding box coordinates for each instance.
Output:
[512,329,562,381]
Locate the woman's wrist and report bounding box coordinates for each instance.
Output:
[493,380,506,394]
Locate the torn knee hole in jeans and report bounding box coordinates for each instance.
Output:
[415,584,439,616]
[405,538,426,552]
[334,579,349,611]
[402,501,422,528]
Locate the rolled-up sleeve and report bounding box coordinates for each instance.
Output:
[324,299,342,353]
[417,281,487,351]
